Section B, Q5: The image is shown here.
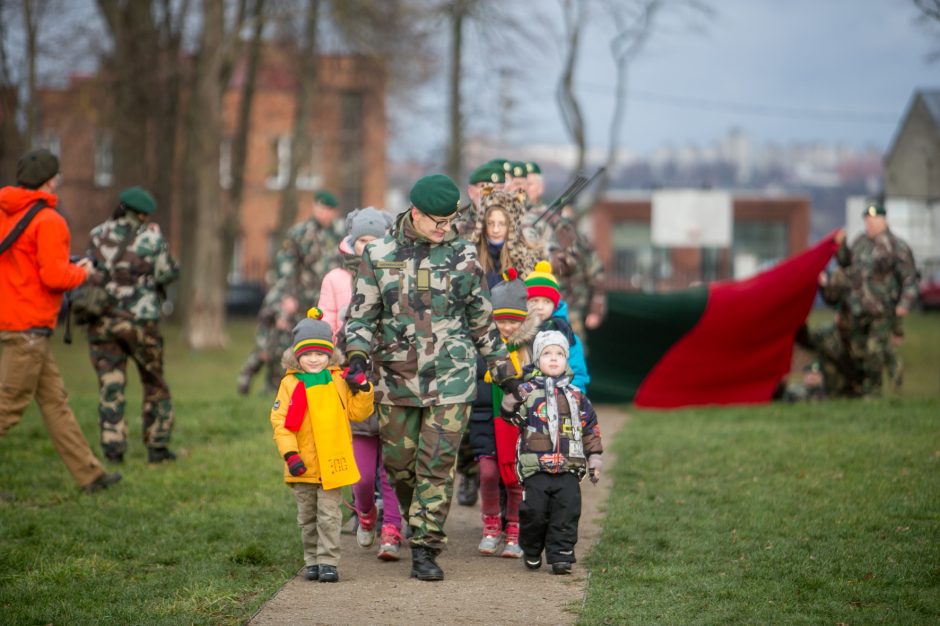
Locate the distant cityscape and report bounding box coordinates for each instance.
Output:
[390,128,884,244]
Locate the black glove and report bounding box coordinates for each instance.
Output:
[500,376,525,401]
[344,353,369,395]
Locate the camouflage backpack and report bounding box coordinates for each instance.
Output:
[70,226,137,324]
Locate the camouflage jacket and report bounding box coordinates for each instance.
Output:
[502,374,603,480]
[837,229,918,316]
[87,214,179,321]
[345,211,512,407]
[271,217,344,308]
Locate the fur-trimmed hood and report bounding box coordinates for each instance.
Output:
[468,188,541,276]
[281,347,345,372]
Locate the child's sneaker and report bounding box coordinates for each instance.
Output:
[356,505,378,548]
[478,514,502,555]
[551,561,572,575]
[501,522,523,558]
[376,524,402,561]
[318,564,339,582]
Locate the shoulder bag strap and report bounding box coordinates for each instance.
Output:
[0,199,49,256]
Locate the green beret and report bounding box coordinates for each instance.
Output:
[510,161,528,179]
[119,186,157,214]
[469,162,506,185]
[487,158,512,173]
[863,201,886,217]
[16,148,59,188]
[525,161,541,175]
[314,190,339,208]
[410,174,460,217]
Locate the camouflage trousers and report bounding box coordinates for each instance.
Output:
[844,316,894,398]
[238,322,281,394]
[377,402,471,550]
[87,317,174,456]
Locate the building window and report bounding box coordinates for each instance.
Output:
[732,220,788,279]
[220,137,232,189]
[339,91,364,209]
[94,131,113,187]
[36,131,61,157]
[266,135,321,191]
[297,139,322,191]
[611,221,659,291]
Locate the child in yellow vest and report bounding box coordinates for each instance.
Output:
[269,308,374,583]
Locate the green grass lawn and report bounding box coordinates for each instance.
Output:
[582,311,940,625]
[0,319,297,625]
[1,312,937,624]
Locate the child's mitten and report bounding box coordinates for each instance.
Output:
[285,452,307,476]
[341,367,371,394]
[588,455,603,484]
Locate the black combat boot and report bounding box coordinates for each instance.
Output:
[148,447,177,464]
[410,546,444,581]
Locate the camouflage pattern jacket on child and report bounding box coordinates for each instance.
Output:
[501,371,602,481]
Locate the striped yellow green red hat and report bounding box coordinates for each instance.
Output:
[292,307,334,357]
[525,260,561,308]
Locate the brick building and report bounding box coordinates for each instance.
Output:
[591,191,810,291]
[35,46,386,282]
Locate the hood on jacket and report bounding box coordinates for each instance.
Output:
[507,311,542,348]
[281,347,345,372]
[0,186,58,216]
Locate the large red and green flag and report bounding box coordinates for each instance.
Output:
[587,233,838,407]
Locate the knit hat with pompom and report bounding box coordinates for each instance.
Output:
[292,308,334,357]
[491,268,528,321]
[524,261,561,308]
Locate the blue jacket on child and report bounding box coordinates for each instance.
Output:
[540,300,590,391]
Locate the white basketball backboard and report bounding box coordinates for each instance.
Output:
[651,190,732,248]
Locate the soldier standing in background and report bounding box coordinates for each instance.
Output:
[264,190,344,390]
[86,187,180,464]
[837,201,918,396]
[235,289,278,395]
[344,174,521,581]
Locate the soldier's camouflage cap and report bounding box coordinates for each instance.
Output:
[119,186,157,214]
[469,162,506,185]
[410,174,460,217]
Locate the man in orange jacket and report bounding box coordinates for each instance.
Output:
[0,148,121,493]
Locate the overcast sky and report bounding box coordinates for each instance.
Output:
[392,0,938,160]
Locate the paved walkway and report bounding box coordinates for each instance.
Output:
[249,406,628,626]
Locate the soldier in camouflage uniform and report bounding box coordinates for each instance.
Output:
[264,191,344,390]
[85,187,180,464]
[236,289,279,395]
[836,201,917,396]
[344,174,520,581]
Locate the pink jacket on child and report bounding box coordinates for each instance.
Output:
[318,238,355,337]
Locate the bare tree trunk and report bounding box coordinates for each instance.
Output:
[22,0,39,147]
[445,0,468,182]
[97,0,160,191]
[557,0,587,177]
[150,0,191,240]
[180,0,228,349]
[274,0,319,244]
[222,0,267,278]
[0,0,23,179]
